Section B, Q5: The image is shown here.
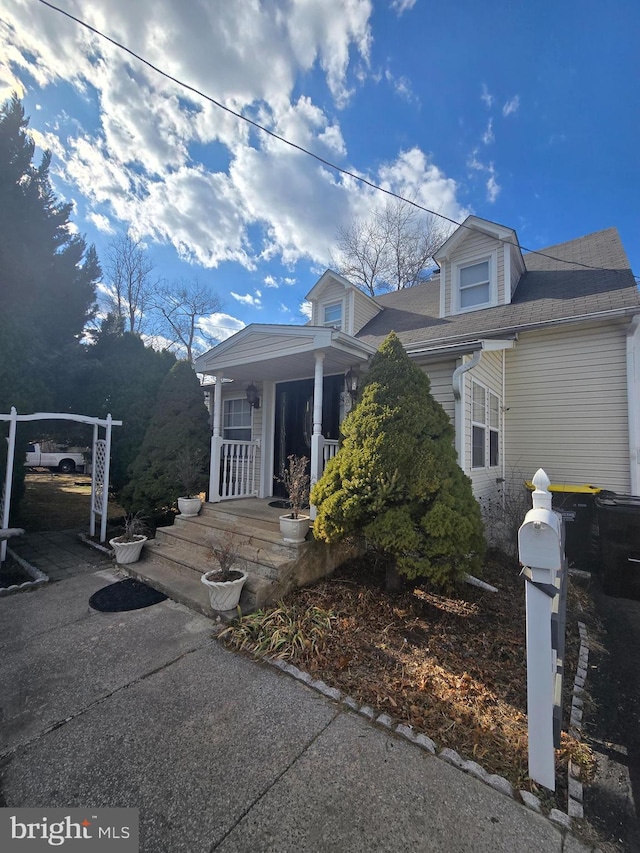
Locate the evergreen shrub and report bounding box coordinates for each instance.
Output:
[311,332,485,587]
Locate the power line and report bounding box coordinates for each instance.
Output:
[36,0,639,282]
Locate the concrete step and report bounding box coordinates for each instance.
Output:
[169,514,299,558]
[154,526,297,578]
[198,504,284,535]
[123,555,275,619]
[149,538,283,582]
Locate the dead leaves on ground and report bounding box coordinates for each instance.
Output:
[221,552,590,801]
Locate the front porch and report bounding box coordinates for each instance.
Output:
[124,498,359,618]
[194,324,375,507]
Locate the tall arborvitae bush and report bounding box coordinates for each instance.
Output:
[311,332,485,587]
[121,360,211,518]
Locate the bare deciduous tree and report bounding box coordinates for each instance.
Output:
[105,233,155,334]
[152,279,222,362]
[332,199,452,296]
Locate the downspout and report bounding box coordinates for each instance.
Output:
[452,350,483,472]
[627,314,640,495]
[502,348,506,507]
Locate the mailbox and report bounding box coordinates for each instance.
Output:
[518,507,563,572]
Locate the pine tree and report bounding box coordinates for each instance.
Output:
[121,361,211,517]
[311,332,485,587]
[0,94,100,413]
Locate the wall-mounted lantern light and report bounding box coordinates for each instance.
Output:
[344,367,359,401]
[245,382,260,409]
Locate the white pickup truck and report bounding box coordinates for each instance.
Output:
[25,442,87,474]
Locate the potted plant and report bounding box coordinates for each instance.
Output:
[175,448,207,517]
[200,532,248,611]
[278,455,311,543]
[109,513,148,564]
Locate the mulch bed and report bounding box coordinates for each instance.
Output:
[222,550,590,806]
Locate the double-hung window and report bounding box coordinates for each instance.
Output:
[223,398,252,441]
[323,302,342,330]
[471,381,500,469]
[456,257,494,312]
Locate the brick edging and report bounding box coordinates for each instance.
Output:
[0,548,49,596]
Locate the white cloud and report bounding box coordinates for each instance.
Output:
[482,118,494,145]
[300,300,313,320]
[264,275,279,288]
[390,0,417,15]
[467,150,500,203]
[198,311,245,342]
[88,212,115,233]
[486,171,500,203]
[503,95,520,116]
[231,291,262,308]
[480,83,494,108]
[2,0,469,281]
[385,70,418,104]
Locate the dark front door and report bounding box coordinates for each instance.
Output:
[273,375,343,496]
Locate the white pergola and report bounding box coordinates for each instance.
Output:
[0,408,122,560]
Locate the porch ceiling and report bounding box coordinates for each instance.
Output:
[194,324,375,382]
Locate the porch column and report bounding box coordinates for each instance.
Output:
[310,351,325,520]
[209,372,223,502]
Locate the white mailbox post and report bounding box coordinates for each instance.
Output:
[518,468,565,791]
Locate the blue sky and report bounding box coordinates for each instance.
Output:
[2,0,638,351]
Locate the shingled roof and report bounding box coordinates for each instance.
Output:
[356,227,640,350]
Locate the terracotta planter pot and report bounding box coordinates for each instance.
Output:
[200,570,248,611]
[178,496,202,517]
[109,535,147,565]
[279,514,311,544]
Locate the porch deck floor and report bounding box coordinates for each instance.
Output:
[204,497,297,525]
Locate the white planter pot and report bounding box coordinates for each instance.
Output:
[109,535,148,565]
[201,570,248,611]
[279,514,311,544]
[178,496,202,517]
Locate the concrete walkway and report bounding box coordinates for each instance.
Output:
[0,533,598,852]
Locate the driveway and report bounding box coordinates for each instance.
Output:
[0,533,594,852]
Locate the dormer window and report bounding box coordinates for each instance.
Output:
[323,302,342,330]
[453,251,497,314]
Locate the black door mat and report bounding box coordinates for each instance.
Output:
[268,500,291,509]
[89,579,168,612]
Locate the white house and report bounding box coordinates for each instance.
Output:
[194,216,640,509]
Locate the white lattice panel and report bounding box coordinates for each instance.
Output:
[94,439,107,514]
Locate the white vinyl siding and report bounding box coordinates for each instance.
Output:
[311,280,348,329]
[415,359,457,424]
[441,230,504,316]
[504,321,631,492]
[352,290,381,334]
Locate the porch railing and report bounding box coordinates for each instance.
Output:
[323,439,339,468]
[219,440,257,499]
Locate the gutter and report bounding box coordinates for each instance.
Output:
[403,305,639,353]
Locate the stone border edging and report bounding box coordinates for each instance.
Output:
[567,620,589,820]
[265,656,549,815]
[0,548,49,596]
[235,614,594,835]
[77,533,113,556]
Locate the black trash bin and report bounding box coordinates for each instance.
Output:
[526,482,601,570]
[595,493,640,599]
